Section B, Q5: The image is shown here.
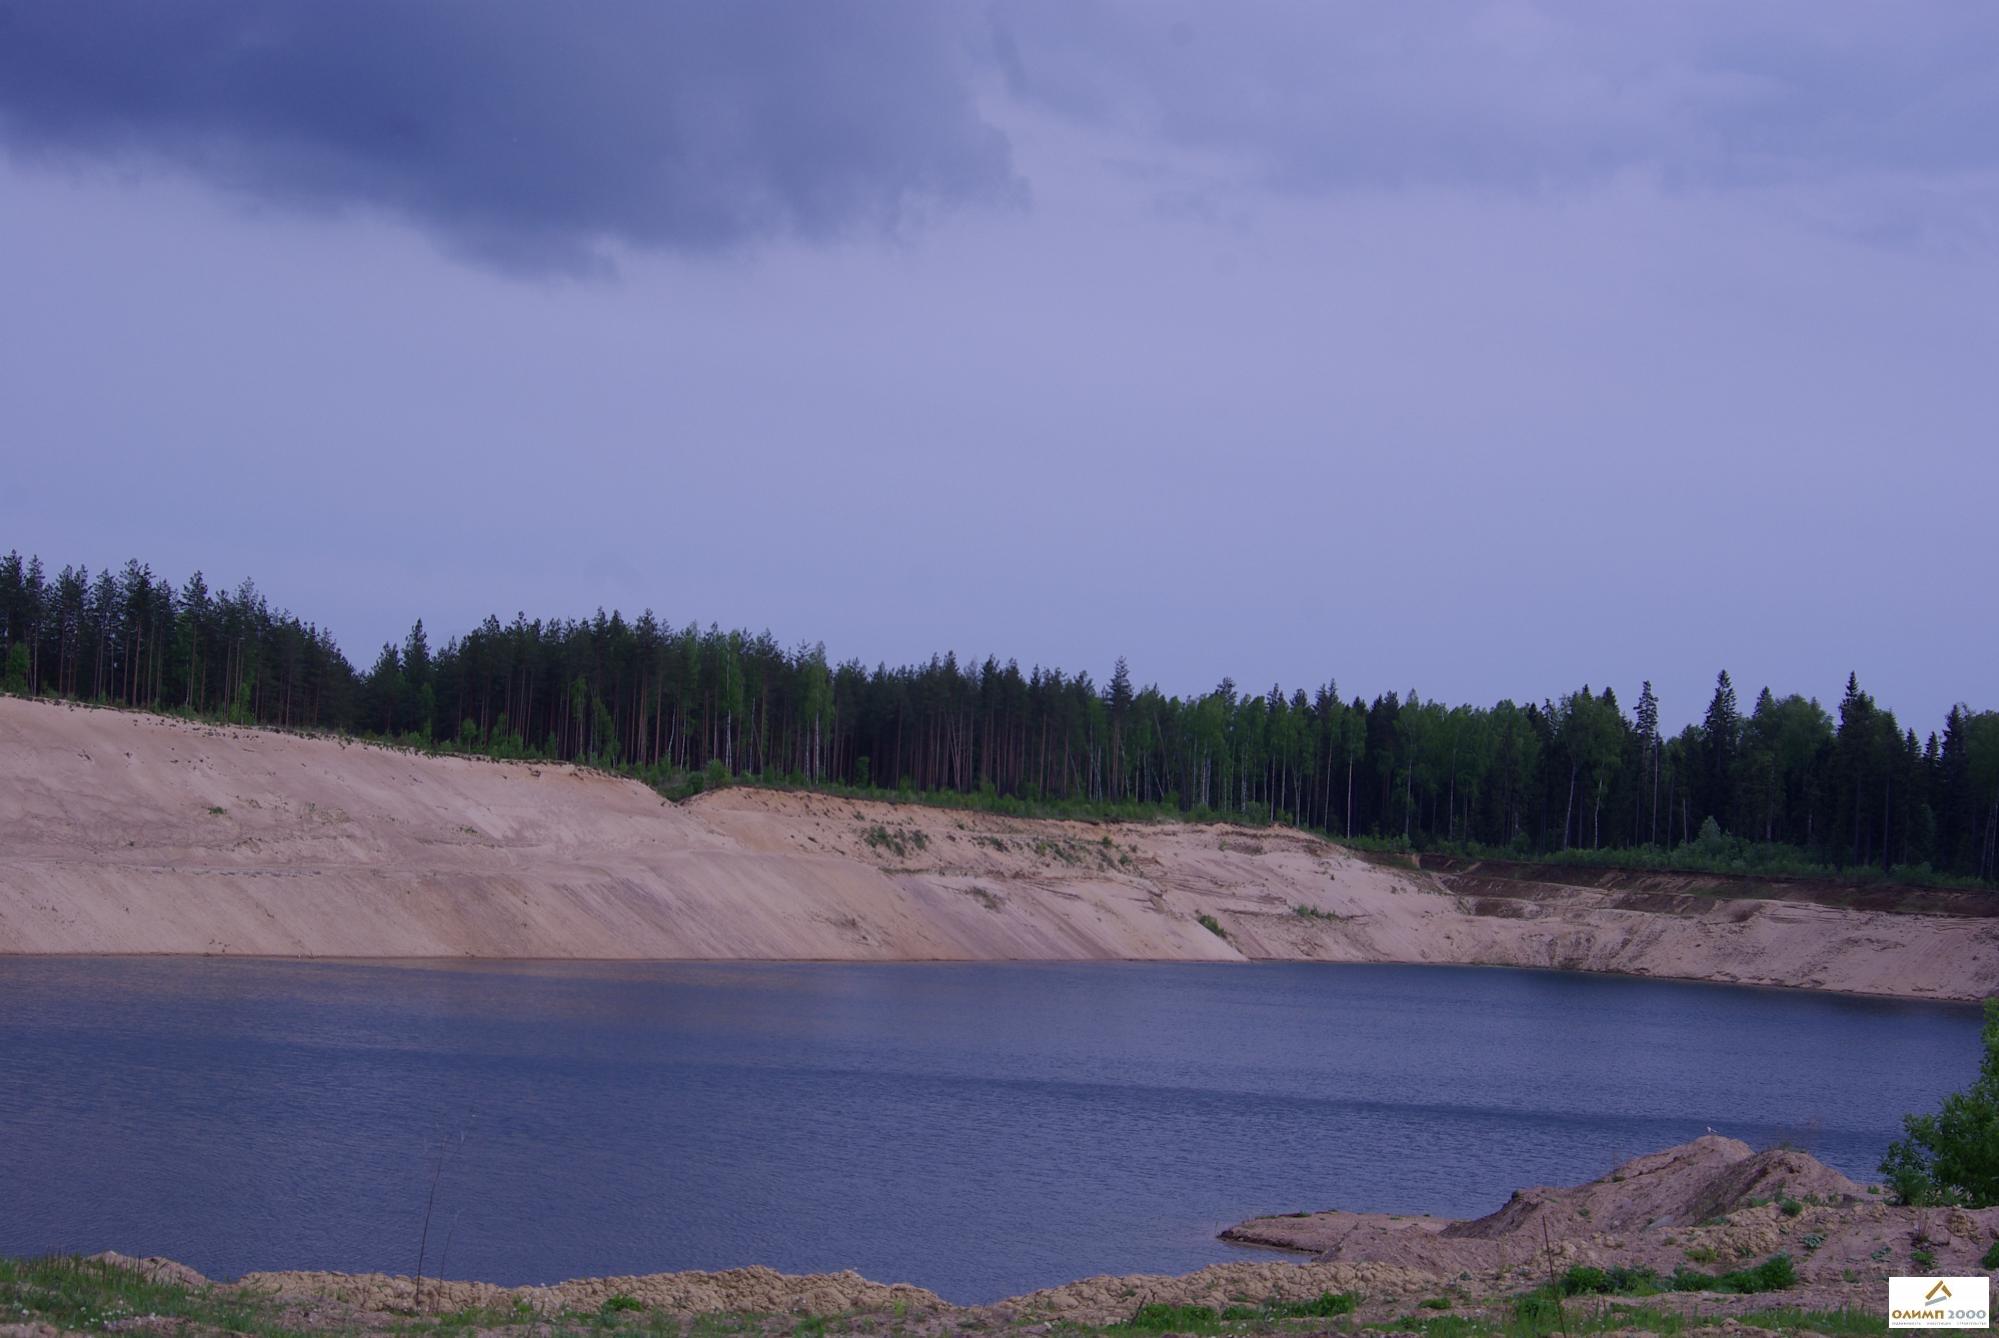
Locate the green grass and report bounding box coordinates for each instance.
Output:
[1117,1292,1358,1333]
[0,1255,311,1338]
[1528,1255,1794,1307]
[1984,1239,1999,1270]
[1372,1301,1885,1338]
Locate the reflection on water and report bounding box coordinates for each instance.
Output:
[0,958,1978,1303]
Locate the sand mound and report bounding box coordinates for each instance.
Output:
[85,1253,210,1289]
[1442,1136,1867,1242]
[1225,1136,1999,1307]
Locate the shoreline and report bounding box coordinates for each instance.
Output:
[2,952,1987,1010]
[20,1138,1990,1335]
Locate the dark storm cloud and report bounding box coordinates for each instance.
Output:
[0,1,1019,270]
[6,2,1994,272]
[988,3,1999,196]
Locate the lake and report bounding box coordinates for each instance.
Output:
[0,959,1980,1304]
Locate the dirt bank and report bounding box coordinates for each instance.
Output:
[2,697,1994,999]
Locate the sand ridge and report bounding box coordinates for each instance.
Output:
[1,696,1994,1000]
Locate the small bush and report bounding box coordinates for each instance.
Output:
[1557,1265,1660,1296]
[1265,1292,1357,1318]
[1197,913,1226,938]
[863,825,909,858]
[1912,1248,1936,1268]
[1126,1301,1218,1332]
[1983,1239,1999,1270]
[1779,1197,1803,1217]
[601,1295,643,1314]
[1670,1253,1796,1294]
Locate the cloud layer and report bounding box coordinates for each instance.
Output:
[0,0,1018,270]
[990,4,1999,192]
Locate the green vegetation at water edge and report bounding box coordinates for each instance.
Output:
[1882,997,1999,1207]
[0,1255,311,1338]
[4,548,1996,888]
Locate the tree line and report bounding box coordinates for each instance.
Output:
[4,549,1995,885]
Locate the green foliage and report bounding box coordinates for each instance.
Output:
[1543,1255,1794,1304]
[0,1254,311,1338]
[1264,1292,1357,1318]
[1668,1254,1797,1294]
[1556,1265,1661,1296]
[600,1294,644,1314]
[1,641,27,694]
[1,545,1993,886]
[863,825,906,857]
[1121,1291,1355,1332]
[1779,1196,1803,1218]
[1983,1239,1999,1270]
[1197,913,1226,938]
[1881,998,1999,1206]
[1124,1301,1222,1332]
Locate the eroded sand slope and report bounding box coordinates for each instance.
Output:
[2,697,1993,998]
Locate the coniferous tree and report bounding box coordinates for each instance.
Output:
[1,545,1993,885]
[1699,670,1741,833]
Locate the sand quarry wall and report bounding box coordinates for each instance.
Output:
[1,697,1993,999]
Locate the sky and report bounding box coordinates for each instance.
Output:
[2,2,1994,732]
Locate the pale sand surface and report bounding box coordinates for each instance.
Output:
[2,696,1993,999]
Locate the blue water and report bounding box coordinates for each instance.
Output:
[0,959,1980,1303]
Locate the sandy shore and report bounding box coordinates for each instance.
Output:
[2,696,1994,1000]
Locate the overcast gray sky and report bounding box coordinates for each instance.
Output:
[2,2,1993,731]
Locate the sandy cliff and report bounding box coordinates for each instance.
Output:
[1,697,1993,998]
